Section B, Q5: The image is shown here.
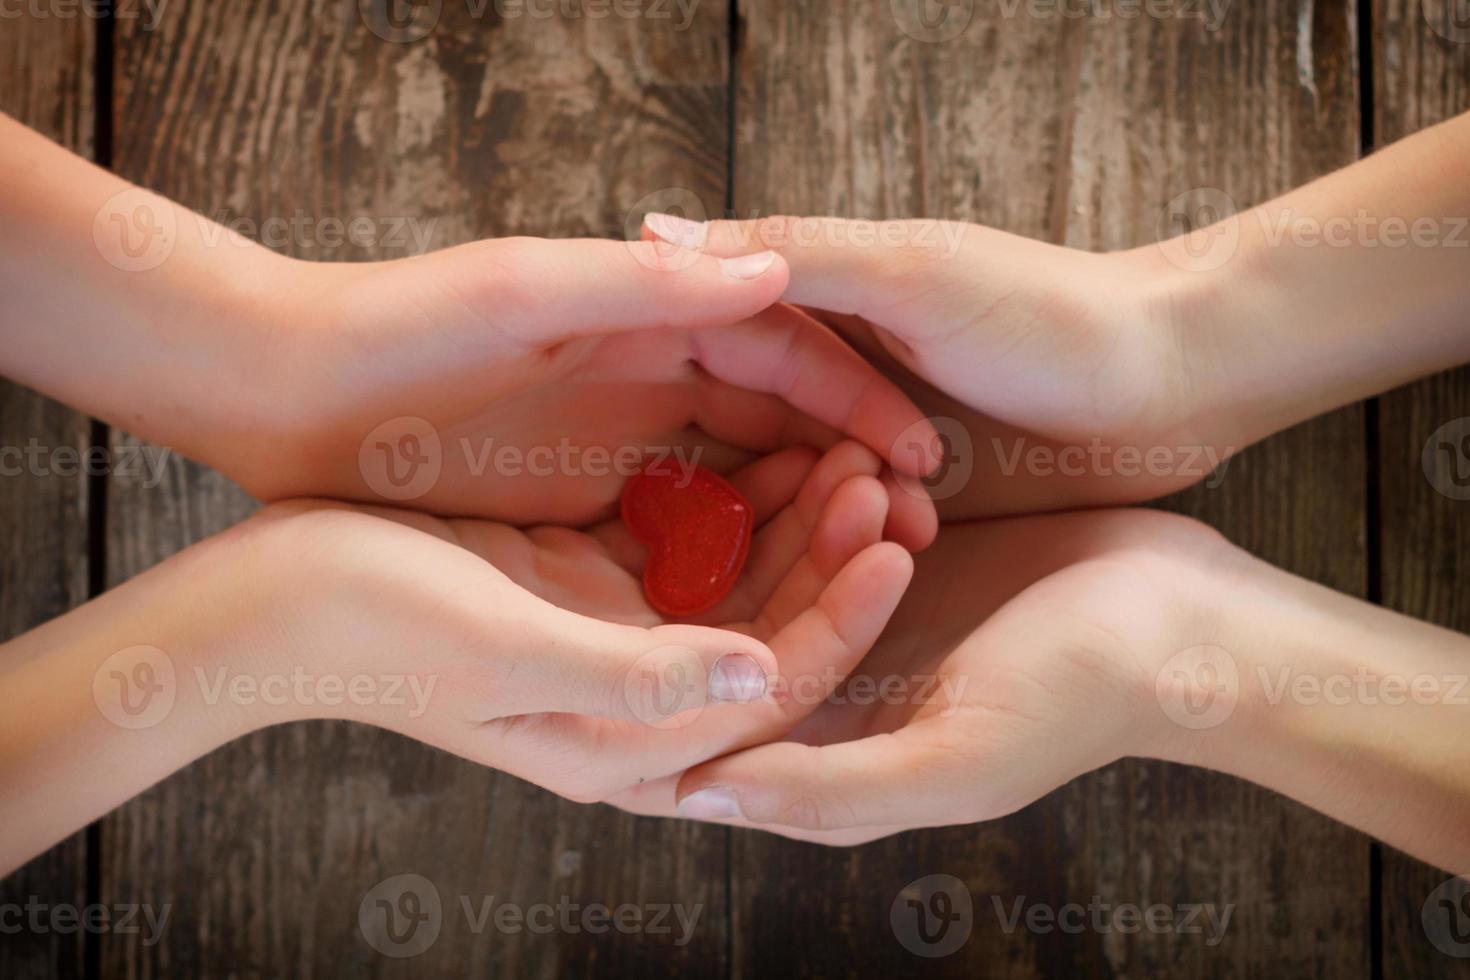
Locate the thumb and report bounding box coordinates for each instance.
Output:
[643,213,972,328]
[449,236,789,346]
[490,599,779,725]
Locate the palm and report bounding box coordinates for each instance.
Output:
[801,306,1220,520]
[613,508,1227,837]
[276,441,919,804]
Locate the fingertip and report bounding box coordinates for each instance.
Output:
[882,469,939,552]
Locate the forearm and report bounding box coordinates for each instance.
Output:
[1158,109,1470,448]
[1160,553,1470,873]
[0,113,292,455]
[0,528,278,876]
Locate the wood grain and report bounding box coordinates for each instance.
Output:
[0,12,95,980]
[731,1,1370,975]
[1372,0,1470,974]
[102,1,732,976]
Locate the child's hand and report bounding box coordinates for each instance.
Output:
[0,441,922,873]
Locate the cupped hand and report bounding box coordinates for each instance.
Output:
[209,236,940,546]
[605,508,1235,844]
[644,214,1236,518]
[244,441,921,805]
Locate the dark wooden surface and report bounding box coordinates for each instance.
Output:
[0,0,1466,976]
[0,12,94,980]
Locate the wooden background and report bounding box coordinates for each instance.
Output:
[2,0,1468,976]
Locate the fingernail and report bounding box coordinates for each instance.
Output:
[708,653,767,702]
[719,251,777,281]
[678,788,743,820]
[644,212,708,249]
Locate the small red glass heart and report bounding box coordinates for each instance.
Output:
[621,460,754,617]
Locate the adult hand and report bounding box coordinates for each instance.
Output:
[615,508,1470,874]
[0,116,940,546]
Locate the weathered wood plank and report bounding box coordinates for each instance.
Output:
[730,1,1368,975]
[0,12,95,980]
[103,1,731,976]
[1372,0,1470,972]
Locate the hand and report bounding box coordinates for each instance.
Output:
[0,440,921,872]
[644,214,1213,518]
[236,239,940,546]
[611,508,1470,873]
[0,117,940,542]
[300,440,919,803]
[606,508,1228,843]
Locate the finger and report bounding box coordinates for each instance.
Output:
[881,468,939,552]
[689,305,942,477]
[644,214,968,328]
[704,442,884,624]
[476,604,779,722]
[457,236,789,345]
[747,475,890,634]
[673,722,958,833]
[551,542,914,787]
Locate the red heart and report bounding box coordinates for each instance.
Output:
[621,460,754,617]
